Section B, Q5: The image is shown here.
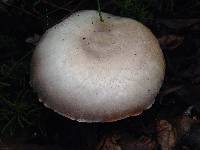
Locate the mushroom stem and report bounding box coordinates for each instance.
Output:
[97,0,104,22]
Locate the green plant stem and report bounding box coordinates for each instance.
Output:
[97,0,104,22]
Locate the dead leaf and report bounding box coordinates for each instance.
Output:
[96,134,121,150]
[157,120,177,150]
[174,106,200,139]
[157,19,200,30]
[25,34,40,45]
[120,135,157,150]
[158,34,184,50]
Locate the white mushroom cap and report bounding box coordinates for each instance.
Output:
[31,10,165,122]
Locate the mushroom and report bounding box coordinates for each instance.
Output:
[31,10,165,122]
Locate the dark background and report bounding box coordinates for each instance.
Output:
[0,0,200,149]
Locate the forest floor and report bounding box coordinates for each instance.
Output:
[0,0,200,150]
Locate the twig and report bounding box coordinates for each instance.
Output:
[41,0,73,12]
[44,0,74,16]
[0,81,10,87]
[1,2,42,20]
[160,85,183,97]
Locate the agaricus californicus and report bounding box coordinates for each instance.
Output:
[31,10,165,122]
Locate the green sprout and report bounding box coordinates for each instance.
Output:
[97,0,104,22]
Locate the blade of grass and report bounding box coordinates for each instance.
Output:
[97,0,104,22]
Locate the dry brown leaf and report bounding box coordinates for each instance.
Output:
[157,120,177,150]
[25,34,40,45]
[121,136,157,150]
[158,19,200,30]
[158,34,184,50]
[173,107,200,139]
[96,134,121,150]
